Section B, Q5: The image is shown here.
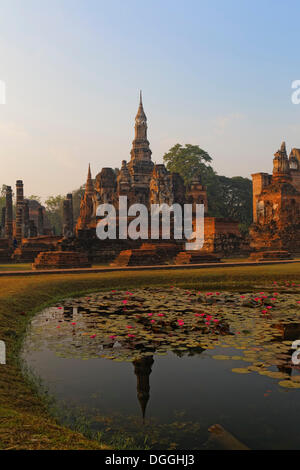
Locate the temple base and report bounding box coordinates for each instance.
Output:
[32,251,91,270]
[175,251,221,264]
[249,250,293,261]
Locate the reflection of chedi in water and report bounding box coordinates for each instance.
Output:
[133,356,154,423]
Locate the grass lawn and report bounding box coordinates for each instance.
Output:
[0,262,300,450]
[0,263,32,271]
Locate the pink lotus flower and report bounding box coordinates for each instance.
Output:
[150,320,155,323]
[158,314,165,317]
[109,335,116,340]
[122,299,128,305]
[90,334,96,339]
[262,310,267,314]
[266,306,272,309]
[71,322,76,326]
[240,295,245,299]
[126,325,133,329]
[128,334,135,338]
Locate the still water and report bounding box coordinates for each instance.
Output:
[22,287,300,449]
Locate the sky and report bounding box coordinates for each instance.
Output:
[1,0,300,201]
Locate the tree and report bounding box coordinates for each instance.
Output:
[45,195,65,235]
[26,195,42,204]
[163,144,212,186]
[0,185,6,215]
[72,185,85,221]
[215,176,252,233]
[163,144,253,232]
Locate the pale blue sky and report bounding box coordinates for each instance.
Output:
[1,0,300,199]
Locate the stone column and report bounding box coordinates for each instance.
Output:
[66,193,74,235]
[29,220,37,238]
[5,186,13,241]
[1,207,5,238]
[63,199,72,238]
[38,207,44,236]
[23,200,30,238]
[15,180,24,245]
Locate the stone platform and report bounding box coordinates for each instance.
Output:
[175,251,221,264]
[33,251,91,270]
[110,242,184,267]
[0,239,13,263]
[110,248,162,267]
[249,250,293,261]
[12,236,61,263]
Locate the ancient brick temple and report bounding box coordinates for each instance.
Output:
[250,142,300,252]
[76,92,208,235]
[75,93,243,263]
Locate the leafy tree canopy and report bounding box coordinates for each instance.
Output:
[163,144,212,186]
[163,144,252,232]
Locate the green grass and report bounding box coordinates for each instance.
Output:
[0,262,300,449]
[0,263,32,271]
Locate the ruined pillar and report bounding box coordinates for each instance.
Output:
[29,220,37,238]
[1,207,6,238]
[23,200,30,238]
[15,180,24,245]
[63,199,73,238]
[66,193,74,235]
[5,186,13,241]
[37,207,44,236]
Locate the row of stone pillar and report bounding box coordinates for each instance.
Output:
[1,182,75,242]
[1,181,45,244]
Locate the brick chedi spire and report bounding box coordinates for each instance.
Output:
[127,92,154,202]
[85,163,94,196]
[273,141,291,181]
[130,91,152,163]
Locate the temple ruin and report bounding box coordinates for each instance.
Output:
[250,142,300,257]
[1,94,250,268]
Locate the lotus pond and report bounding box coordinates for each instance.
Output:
[22,284,300,449]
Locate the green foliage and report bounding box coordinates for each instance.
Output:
[204,175,252,231]
[72,185,85,221]
[0,185,6,216]
[44,186,85,235]
[45,195,65,235]
[163,143,212,185]
[163,144,252,232]
[26,195,42,204]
